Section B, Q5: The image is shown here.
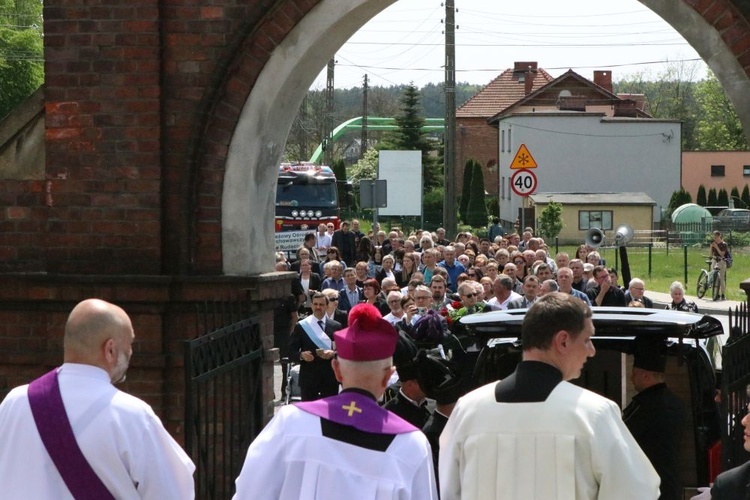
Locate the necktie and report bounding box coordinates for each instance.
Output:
[318,320,324,331]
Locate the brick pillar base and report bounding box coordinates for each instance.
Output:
[0,271,293,440]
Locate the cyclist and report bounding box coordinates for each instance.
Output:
[710,230,728,301]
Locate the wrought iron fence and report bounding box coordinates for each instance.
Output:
[184,301,264,499]
[720,300,750,471]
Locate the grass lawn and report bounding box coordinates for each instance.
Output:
[552,245,748,301]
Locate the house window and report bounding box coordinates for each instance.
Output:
[744,165,750,176]
[501,130,505,153]
[501,176,505,199]
[711,165,725,177]
[579,211,613,230]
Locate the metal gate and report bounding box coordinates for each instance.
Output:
[184,301,265,499]
[720,300,750,471]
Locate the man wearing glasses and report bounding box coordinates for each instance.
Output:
[586,265,626,307]
[624,278,653,308]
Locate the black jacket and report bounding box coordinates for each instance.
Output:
[623,383,686,500]
[289,317,342,398]
[711,460,750,500]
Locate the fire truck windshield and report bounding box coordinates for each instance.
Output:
[276,180,337,208]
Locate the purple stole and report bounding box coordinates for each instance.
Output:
[27,369,115,500]
[296,390,417,434]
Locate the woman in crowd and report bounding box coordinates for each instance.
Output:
[355,236,374,264]
[587,251,602,266]
[479,276,494,298]
[466,267,484,282]
[362,278,390,316]
[367,246,384,278]
[576,244,590,261]
[463,249,476,267]
[457,254,471,270]
[323,246,343,268]
[512,253,528,280]
[398,252,419,287]
[297,259,321,314]
[376,254,396,283]
[666,281,699,313]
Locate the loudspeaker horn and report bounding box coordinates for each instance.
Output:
[585,228,605,248]
[614,224,634,247]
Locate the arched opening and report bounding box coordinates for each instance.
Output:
[221,0,750,275]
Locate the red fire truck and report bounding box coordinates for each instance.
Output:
[275,162,341,255]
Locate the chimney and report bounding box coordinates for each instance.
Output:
[513,62,538,95]
[525,69,536,95]
[514,61,538,72]
[593,70,613,93]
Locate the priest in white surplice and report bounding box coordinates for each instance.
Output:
[233,303,438,500]
[0,298,195,499]
[439,293,660,500]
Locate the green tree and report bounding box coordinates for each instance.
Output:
[614,61,700,149]
[731,186,741,207]
[379,83,442,191]
[0,0,44,119]
[718,188,729,206]
[465,161,488,227]
[538,201,564,241]
[742,184,750,208]
[423,187,444,230]
[668,188,692,212]
[693,72,748,150]
[708,188,718,206]
[348,148,378,184]
[696,185,707,206]
[459,159,475,223]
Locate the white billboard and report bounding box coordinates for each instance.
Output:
[378,150,422,216]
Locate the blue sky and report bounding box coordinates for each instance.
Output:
[312,0,708,89]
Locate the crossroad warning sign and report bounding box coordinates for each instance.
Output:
[510,144,538,169]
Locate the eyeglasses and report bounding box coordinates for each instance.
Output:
[388,300,401,304]
[467,273,476,277]
[415,295,431,300]
[462,293,477,298]
[329,298,338,301]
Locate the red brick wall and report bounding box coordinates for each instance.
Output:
[457,117,499,195]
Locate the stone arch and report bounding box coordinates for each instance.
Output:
[196,0,750,275]
[197,0,393,276]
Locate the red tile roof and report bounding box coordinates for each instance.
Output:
[456,68,555,118]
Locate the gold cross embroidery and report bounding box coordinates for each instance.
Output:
[342,401,362,417]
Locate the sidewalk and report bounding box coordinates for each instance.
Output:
[645,290,745,316]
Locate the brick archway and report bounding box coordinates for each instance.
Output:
[0,0,748,445]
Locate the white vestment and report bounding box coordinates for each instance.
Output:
[439,381,660,500]
[234,403,438,499]
[0,364,195,499]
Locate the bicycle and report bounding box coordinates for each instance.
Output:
[696,256,721,301]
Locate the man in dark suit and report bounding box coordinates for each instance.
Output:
[384,332,430,428]
[624,277,654,308]
[289,292,342,401]
[586,265,626,306]
[623,337,685,500]
[711,458,750,499]
[507,275,541,309]
[338,268,363,313]
[331,221,357,267]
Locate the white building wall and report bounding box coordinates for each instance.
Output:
[497,113,681,226]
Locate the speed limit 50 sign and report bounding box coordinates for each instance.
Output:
[510,169,538,196]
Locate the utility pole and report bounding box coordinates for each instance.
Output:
[443,0,457,238]
[323,58,335,165]
[361,74,369,159]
